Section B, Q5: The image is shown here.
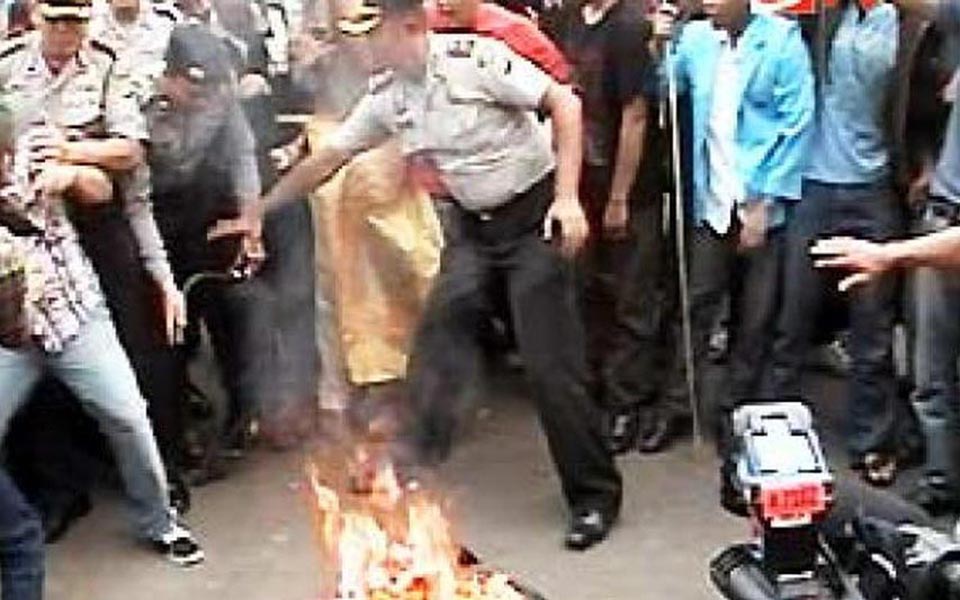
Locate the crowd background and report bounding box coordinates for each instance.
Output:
[2,0,960,593]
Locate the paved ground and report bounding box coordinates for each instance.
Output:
[44,366,748,600]
[47,348,927,600]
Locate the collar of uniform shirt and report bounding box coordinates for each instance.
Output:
[28,35,92,76]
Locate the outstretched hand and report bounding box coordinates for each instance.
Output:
[811,237,895,292]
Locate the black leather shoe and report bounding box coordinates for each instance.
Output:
[564,510,613,551]
[606,407,640,455]
[44,494,92,544]
[637,407,672,454]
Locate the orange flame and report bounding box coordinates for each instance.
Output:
[308,457,526,600]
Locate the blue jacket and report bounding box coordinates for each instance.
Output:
[666,14,814,230]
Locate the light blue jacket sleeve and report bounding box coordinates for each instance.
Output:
[750,26,815,202]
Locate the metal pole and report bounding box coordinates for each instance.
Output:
[665,61,702,447]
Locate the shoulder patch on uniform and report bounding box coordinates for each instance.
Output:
[90,39,118,61]
[445,37,475,58]
[473,38,514,75]
[154,8,178,22]
[0,39,27,62]
[368,70,394,93]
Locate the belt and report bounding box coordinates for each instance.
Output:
[454,174,555,244]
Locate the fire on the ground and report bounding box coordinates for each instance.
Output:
[308,460,527,600]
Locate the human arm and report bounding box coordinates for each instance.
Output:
[473,39,587,256]
[117,164,185,344]
[539,81,588,256]
[740,24,815,248]
[57,138,145,172]
[812,229,960,290]
[35,164,114,204]
[208,90,389,242]
[605,16,655,239]
[64,63,152,173]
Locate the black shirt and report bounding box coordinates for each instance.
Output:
[560,0,656,168]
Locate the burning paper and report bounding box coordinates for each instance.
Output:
[307,458,527,600]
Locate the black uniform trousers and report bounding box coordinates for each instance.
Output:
[405,174,623,517]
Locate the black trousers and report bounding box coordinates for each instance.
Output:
[405,175,623,516]
[688,221,785,429]
[163,232,270,441]
[578,165,685,413]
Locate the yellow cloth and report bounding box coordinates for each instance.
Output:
[307,119,442,386]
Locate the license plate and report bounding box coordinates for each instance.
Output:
[760,484,826,519]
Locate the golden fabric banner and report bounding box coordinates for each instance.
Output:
[307,119,442,386]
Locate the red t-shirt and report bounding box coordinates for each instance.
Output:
[426,2,571,84]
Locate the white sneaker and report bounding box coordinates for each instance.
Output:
[152,522,205,567]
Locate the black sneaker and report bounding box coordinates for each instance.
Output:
[152,522,205,567]
[564,510,613,551]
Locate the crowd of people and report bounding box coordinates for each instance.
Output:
[0,0,960,594]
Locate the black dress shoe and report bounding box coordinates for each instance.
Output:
[44,494,92,544]
[564,510,613,551]
[637,407,672,454]
[606,407,640,455]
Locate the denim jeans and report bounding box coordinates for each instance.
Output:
[773,179,901,459]
[913,198,960,492]
[0,308,173,539]
[0,466,42,600]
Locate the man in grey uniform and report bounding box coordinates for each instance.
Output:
[89,0,178,107]
[212,0,622,550]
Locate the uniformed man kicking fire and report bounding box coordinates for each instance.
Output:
[211,0,623,551]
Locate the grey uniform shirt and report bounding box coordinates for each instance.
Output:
[89,7,177,107]
[328,33,555,212]
[0,32,177,290]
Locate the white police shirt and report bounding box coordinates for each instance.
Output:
[90,7,176,106]
[0,32,148,141]
[328,33,555,212]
